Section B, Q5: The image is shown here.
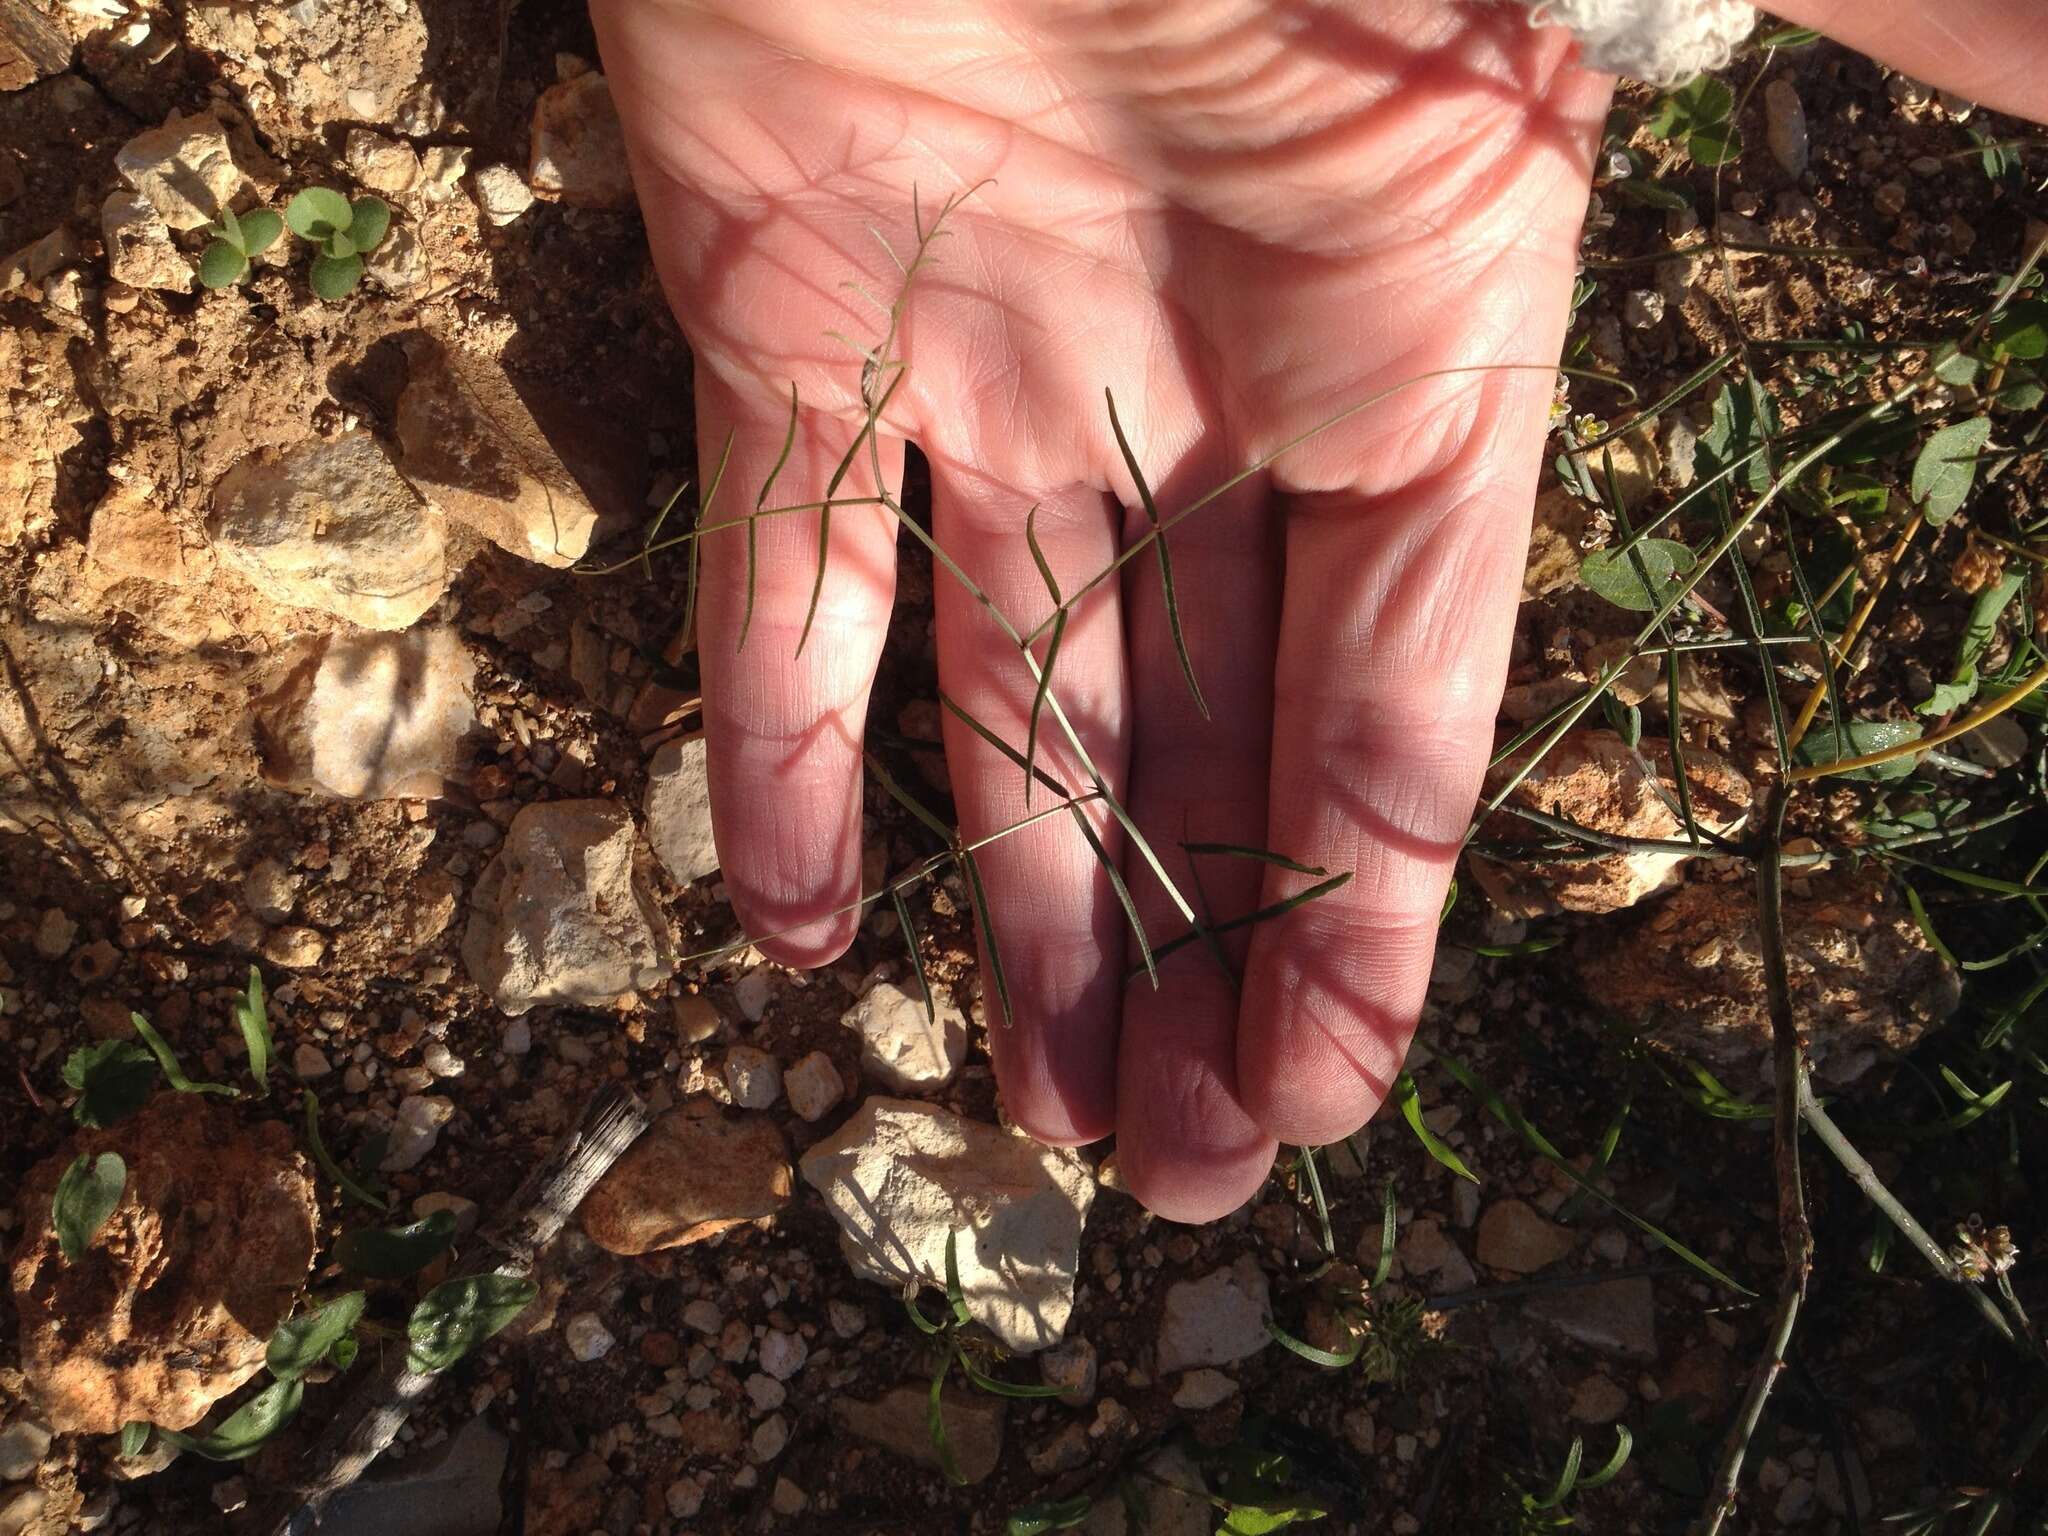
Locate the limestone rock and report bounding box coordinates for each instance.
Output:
[366,222,424,293]
[251,626,477,800]
[469,163,533,225]
[1469,731,1750,917]
[800,1098,1094,1353]
[114,114,240,231]
[461,799,676,1015]
[101,190,188,291]
[845,978,966,1093]
[783,1051,843,1123]
[581,1107,792,1255]
[207,432,447,631]
[0,0,70,91]
[1578,868,1957,1087]
[183,0,427,145]
[528,73,635,210]
[644,735,718,886]
[1156,1256,1271,1374]
[722,1045,781,1110]
[381,1094,455,1173]
[1477,1199,1575,1275]
[1525,1276,1657,1360]
[344,128,420,197]
[835,1384,1004,1485]
[1525,483,1594,600]
[1764,78,1809,177]
[10,1098,318,1434]
[395,336,600,568]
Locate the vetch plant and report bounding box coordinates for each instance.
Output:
[197,205,283,289]
[284,187,392,301]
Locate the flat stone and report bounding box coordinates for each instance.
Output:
[1396,1217,1476,1292]
[1478,1199,1576,1275]
[801,1098,1094,1353]
[101,190,189,291]
[252,626,476,800]
[1524,1276,1658,1361]
[580,1106,792,1255]
[644,734,718,886]
[461,799,675,1015]
[395,335,599,569]
[845,978,966,1093]
[836,1384,1004,1485]
[115,113,240,231]
[1156,1256,1271,1374]
[722,1045,781,1110]
[783,1051,843,1122]
[1764,78,1809,177]
[207,432,446,631]
[528,72,634,210]
[1171,1368,1237,1410]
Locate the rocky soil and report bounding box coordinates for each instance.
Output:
[1,5,2042,1536]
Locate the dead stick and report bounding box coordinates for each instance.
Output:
[259,1084,652,1535]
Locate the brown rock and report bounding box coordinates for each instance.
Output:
[1578,868,1957,1087]
[1476,1198,1575,1275]
[1524,483,1594,600]
[1469,730,1750,917]
[836,1383,1005,1485]
[394,335,600,569]
[528,73,635,210]
[10,1098,319,1433]
[580,1106,792,1255]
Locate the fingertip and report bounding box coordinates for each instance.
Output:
[1001,1060,1117,1148]
[1238,937,1412,1150]
[740,905,861,970]
[1120,1126,1277,1225]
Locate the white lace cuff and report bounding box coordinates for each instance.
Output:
[1519,0,1758,83]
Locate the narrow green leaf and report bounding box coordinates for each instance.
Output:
[266,1291,366,1381]
[961,848,1012,1030]
[309,251,364,301]
[303,1090,390,1211]
[1910,417,1992,524]
[53,1151,126,1262]
[234,967,272,1097]
[1106,389,1208,717]
[238,207,283,256]
[406,1273,538,1374]
[1439,1052,1752,1294]
[943,1229,971,1327]
[158,1378,303,1461]
[957,1357,1067,1398]
[903,1289,947,1335]
[1008,1496,1095,1534]
[738,385,798,652]
[929,1345,967,1486]
[1265,1318,1361,1369]
[63,1040,156,1128]
[197,239,249,289]
[346,196,391,254]
[1370,1176,1398,1289]
[890,886,938,1026]
[1143,872,1353,969]
[1027,609,1068,806]
[1393,1074,1479,1183]
[1529,1436,1586,1509]
[285,186,352,239]
[130,1012,236,1098]
[334,1209,458,1279]
[1899,881,1959,968]
[1183,843,1327,877]
[1581,539,1695,612]
[1578,1426,1633,1491]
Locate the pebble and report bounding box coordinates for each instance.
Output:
[381,1094,455,1173]
[845,979,967,1092]
[581,1108,792,1254]
[470,163,534,225]
[413,1191,481,1237]
[115,114,240,230]
[1477,1198,1576,1274]
[1623,289,1664,329]
[783,1051,844,1122]
[292,1043,332,1079]
[33,908,75,957]
[722,1045,782,1109]
[770,1478,808,1517]
[101,189,189,292]
[827,1299,866,1339]
[731,968,772,1023]
[242,859,301,924]
[718,1318,752,1364]
[1763,78,1809,176]
[564,1312,616,1363]
[1570,1374,1630,1423]
[1171,1368,1238,1410]
[744,1373,786,1413]
[1525,1276,1658,1360]
[0,1420,51,1481]
[665,1478,704,1519]
[749,1412,789,1463]
[1157,1257,1271,1373]
[758,1328,807,1381]
[422,1041,464,1078]
[500,1019,532,1055]
[644,735,719,887]
[1039,1337,1097,1406]
[1962,713,2028,770]
[262,926,327,969]
[683,1299,723,1335]
[344,128,420,197]
[673,993,721,1044]
[837,1385,1004,1485]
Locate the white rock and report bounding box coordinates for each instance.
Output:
[722,1045,781,1110]
[1039,1337,1096,1406]
[682,1299,723,1335]
[1171,1369,1238,1410]
[242,857,301,923]
[251,626,476,800]
[34,908,76,958]
[827,1299,865,1339]
[419,145,471,203]
[460,800,677,1015]
[101,190,188,291]
[564,1312,615,1362]
[758,1328,807,1381]
[1962,713,2027,770]
[845,979,966,1093]
[527,72,634,210]
[800,1097,1095,1353]
[115,114,240,230]
[1157,1257,1271,1374]
[207,432,447,631]
[343,128,420,196]
[500,1019,532,1055]
[469,163,533,225]
[770,1478,807,1517]
[382,1094,455,1172]
[783,1051,843,1122]
[365,223,424,293]
[644,735,718,887]
[292,1042,331,1079]
[731,967,772,1023]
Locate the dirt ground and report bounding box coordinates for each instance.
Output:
[2,4,2046,1534]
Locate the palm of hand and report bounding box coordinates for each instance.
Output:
[593,0,1610,1220]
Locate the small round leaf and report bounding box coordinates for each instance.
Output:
[1579,538,1696,613]
[237,207,284,256]
[346,196,391,254]
[197,240,249,290]
[285,186,353,239]
[308,251,365,302]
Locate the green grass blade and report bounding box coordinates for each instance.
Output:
[944,1229,971,1326]
[929,1346,967,1486]
[866,751,958,846]
[1143,872,1352,969]
[302,1090,389,1212]
[1027,611,1068,806]
[1438,1053,1752,1294]
[1370,1176,1398,1289]
[681,429,734,647]
[129,1012,237,1097]
[1105,388,1208,718]
[1265,1318,1362,1369]
[1394,1073,1479,1183]
[961,847,1013,1029]
[891,886,938,1025]
[1183,843,1327,877]
[1578,1426,1633,1491]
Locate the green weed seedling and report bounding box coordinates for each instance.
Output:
[907,1230,1066,1485]
[1499,1429,1634,1533]
[197,205,283,289]
[284,187,392,300]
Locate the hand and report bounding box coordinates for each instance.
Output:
[590,0,2043,1223]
